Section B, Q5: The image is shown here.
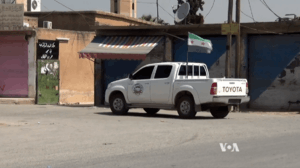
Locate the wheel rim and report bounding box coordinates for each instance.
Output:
[180,101,190,114]
[113,98,123,111]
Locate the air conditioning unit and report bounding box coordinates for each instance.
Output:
[43,21,52,29]
[29,0,41,12]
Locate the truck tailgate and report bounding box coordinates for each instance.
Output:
[216,80,247,96]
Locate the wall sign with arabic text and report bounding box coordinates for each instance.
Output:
[37,40,59,60]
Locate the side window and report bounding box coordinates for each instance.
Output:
[179,65,193,76]
[194,66,199,76]
[200,66,206,76]
[154,65,173,79]
[132,66,154,80]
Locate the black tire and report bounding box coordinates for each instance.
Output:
[109,93,129,115]
[210,106,230,118]
[144,108,160,115]
[176,96,197,119]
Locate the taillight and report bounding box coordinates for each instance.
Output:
[210,83,217,95]
[246,82,249,94]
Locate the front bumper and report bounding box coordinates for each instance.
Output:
[213,96,250,105]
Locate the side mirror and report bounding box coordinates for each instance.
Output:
[128,74,133,80]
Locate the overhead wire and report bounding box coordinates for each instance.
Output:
[259,0,281,19]
[241,10,255,21]
[42,4,50,11]
[158,4,175,19]
[241,25,282,35]
[121,0,155,4]
[205,0,215,18]
[247,0,256,22]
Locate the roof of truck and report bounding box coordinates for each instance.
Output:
[147,62,207,66]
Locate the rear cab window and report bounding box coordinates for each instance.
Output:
[200,66,206,76]
[178,65,193,76]
[177,64,208,79]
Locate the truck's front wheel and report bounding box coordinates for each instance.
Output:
[109,93,129,115]
[210,106,230,118]
[176,96,197,119]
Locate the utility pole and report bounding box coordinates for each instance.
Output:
[235,0,241,112]
[225,0,233,78]
[235,0,241,78]
[156,0,159,23]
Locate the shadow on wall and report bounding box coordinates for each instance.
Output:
[248,34,300,111]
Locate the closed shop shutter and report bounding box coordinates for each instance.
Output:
[0,35,28,97]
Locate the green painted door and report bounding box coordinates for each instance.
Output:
[37,60,60,105]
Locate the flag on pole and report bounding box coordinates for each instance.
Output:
[188,32,213,54]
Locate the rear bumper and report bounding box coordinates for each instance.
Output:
[213,96,250,105]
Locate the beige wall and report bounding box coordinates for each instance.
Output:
[24,13,96,31]
[24,12,152,31]
[111,0,137,18]
[95,17,132,26]
[119,0,132,17]
[23,16,38,28]
[16,0,27,12]
[37,29,96,105]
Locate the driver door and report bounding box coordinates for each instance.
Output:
[127,66,154,104]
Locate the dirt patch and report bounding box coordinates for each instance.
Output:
[0,122,29,127]
[248,112,299,116]
[0,123,7,127]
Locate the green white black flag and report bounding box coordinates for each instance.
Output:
[188,32,213,54]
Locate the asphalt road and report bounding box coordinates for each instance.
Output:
[0,105,300,168]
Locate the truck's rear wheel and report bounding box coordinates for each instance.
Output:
[109,93,129,115]
[210,106,230,118]
[176,96,197,119]
[143,108,160,115]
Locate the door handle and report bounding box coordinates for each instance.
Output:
[165,82,170,84]
[145,83,149,85]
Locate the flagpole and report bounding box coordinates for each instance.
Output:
[186,51,188,77]
[186,32,189,78]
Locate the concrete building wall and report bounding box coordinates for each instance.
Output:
[37,29,96,105]
[23,16,38,28]
[95,17,133,26]
[24,11,155,31]
[27,35,36,99]
[111,0,137,18]
[33,13,96,31]
[16,0,27,12]
[248,34,300,111]
[165,36,173,62]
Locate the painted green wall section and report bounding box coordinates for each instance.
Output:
[37,60,59,105]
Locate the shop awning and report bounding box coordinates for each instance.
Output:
[79,36,163,60]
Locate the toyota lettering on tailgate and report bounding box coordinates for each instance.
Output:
[223,87,242,92]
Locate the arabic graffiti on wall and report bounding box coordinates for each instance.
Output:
[37,40,59,60]
[0,4,24,28]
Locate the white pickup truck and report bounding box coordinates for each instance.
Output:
[105,62,250,119]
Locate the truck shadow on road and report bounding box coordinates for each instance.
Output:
[94,112,223,120]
